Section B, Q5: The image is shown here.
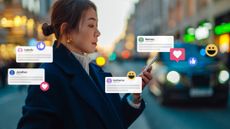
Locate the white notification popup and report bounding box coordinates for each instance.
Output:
[105,77,142,93]
[137,36,174,52]
[8,68,45,85]
[16,42,53,63]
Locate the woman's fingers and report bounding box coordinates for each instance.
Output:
[138,65,153,87]
[146,66,152,72]
[143,71,152,80]
[140,74,148,84]
[140,66,153,86]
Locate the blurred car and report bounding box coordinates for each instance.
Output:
[148,42,229,106]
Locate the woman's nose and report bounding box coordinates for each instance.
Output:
[95,29,100,37]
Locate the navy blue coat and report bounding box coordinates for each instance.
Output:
[17,42,145,129]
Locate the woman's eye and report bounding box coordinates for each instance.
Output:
[88,24,94,28]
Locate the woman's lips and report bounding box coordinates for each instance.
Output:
[92,42,97,46]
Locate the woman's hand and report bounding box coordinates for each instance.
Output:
[139,66,152,88]
[131,66,152,104]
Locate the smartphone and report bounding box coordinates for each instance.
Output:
[139,55,158,75]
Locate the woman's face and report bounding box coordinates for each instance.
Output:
[69,8,100,53]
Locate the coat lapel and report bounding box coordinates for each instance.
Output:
[89,63,124,124]
[52,42,124,129]
[89,63,112,90]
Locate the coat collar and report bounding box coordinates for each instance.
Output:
[52,41,124,129]
[52,41,81,75]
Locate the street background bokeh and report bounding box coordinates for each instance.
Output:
[0,0,230,129]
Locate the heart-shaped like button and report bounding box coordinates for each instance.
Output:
[173,50,182,58]
[40,82,49,92]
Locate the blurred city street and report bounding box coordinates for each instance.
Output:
[0,86,26,129]
[1,0,230,129]
[0,60,230,129]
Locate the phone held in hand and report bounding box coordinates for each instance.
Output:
[139,55,158,75]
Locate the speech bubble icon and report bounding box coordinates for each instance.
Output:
[170,48,185,62]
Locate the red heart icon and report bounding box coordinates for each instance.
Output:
[40,82,49,92]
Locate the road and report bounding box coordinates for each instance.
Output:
[0,60,230,129]
[0,86,230,129]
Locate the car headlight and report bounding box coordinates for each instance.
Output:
[218,70,229,84]
[167,71,180,85]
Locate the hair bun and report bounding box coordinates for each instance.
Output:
[42,23,54,36]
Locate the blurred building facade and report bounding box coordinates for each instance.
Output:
[0,0,54,87]
[114,0,230,59]
[0,0,54,62]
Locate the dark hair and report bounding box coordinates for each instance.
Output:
[42,0,96,39]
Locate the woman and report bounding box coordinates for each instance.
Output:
[17,0,152,129]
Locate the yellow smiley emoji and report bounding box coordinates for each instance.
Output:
[205,44,218,57]
[127,71,136,80]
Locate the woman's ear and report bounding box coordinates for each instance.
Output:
[60,22,68,36]
[60,22,72,42]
